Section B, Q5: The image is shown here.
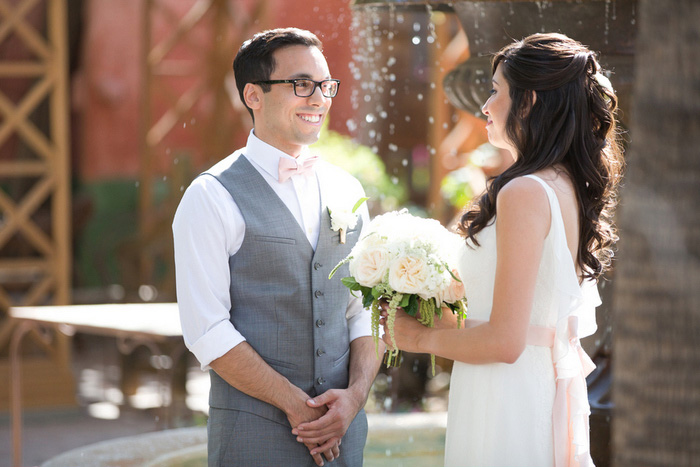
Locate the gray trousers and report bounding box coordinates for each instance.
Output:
[208,407,368,467]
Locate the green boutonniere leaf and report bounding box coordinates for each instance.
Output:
[352,197,369,213]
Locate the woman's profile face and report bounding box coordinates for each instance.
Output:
[482,64,515,154]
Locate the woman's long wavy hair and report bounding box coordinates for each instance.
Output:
[458,33,624,281]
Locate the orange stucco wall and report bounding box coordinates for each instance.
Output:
[76,0,356,181]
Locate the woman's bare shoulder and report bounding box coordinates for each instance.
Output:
[497,176,551,228]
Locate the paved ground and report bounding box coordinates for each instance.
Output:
[0,334,208,467]
[0,335,449,467]
[0,407,165,467]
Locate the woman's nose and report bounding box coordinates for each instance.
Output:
[481,100,489,116]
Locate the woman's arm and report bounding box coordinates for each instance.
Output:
[382,177,552,364]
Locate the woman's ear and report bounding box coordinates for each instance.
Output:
[520,90,537,118]
[243,83,262,110]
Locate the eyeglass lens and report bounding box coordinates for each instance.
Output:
[294,80,338,98]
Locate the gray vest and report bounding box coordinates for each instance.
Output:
[206,155,362,426]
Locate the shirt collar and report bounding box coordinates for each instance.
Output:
[245,130,312,181]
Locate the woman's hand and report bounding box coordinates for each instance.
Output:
[379,303,428,354]
[434,307,463,330]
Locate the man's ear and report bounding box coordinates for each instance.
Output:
[243,83,262,110]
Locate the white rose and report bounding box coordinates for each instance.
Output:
[387,254,430,295]
[349,246,391,287]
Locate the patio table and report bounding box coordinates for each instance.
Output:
[8,302,185,467]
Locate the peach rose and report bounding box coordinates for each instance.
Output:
[350,246,390,287]
[387,255,429,294]
[440,270,466,304]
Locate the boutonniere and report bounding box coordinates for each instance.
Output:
[328,197,368,244]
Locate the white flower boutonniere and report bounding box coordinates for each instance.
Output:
[328,197,368,244]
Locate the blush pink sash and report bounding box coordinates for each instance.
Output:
[463,318,595,467]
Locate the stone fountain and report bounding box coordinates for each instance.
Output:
[354,0,637,117]
[351,1,638,465]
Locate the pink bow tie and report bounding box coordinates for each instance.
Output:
[278,155,319,183]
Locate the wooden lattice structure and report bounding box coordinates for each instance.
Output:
[0,0,71,329]
[0,0,73,409]
[138,0,270,295]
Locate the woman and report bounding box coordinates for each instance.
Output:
[380,33,623,466]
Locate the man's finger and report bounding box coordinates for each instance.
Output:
[312,438,341,459]
[307,442,325,466]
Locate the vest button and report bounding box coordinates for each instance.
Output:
[316,319,325,327]
[314,290,324,298]
[316,348,325,356]
[317,377,326,385]
[314,262,322,270]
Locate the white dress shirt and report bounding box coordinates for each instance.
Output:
[173,130,372,370]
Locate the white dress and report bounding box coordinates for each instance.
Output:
[444,175,599,467]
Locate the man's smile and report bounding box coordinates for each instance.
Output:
[298,113,323,124]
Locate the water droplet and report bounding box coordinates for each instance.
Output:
[389,143,399,152]
[138,284,158,302]
[428,116,435,124]
[413,22,421,32]
[405,116,411,122]
[391,176,399,185]
[402,158,408,166]
[346,119,357,132]
[412,36,421,45]
[365,114,376,123]
[387,56,397,67]
[417,94,424,101]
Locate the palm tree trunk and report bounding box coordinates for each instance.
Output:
[612,1,700,466]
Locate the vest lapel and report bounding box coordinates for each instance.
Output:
[236,156,315,252]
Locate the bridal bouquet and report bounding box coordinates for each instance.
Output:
[329,209,467,374]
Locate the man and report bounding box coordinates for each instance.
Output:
[173,28,382,466]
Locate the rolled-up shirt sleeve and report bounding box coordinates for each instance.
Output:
[173,175,246,370]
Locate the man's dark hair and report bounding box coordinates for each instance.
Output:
[233,28,323,120]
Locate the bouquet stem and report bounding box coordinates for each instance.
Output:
[383,349,402,367]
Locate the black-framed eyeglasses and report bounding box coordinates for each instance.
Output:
[253,79,340,98]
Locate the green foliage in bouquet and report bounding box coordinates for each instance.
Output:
[338,274,468,375]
